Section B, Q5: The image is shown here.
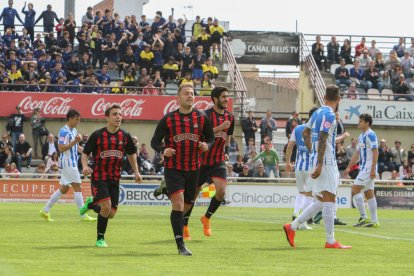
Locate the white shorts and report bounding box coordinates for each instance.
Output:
[308,163,340,197]
[353,169,375,192]
[59,167,81,186]
[295,170,309,193]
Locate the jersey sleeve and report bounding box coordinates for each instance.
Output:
[320,112,335,133]
[83,131,98,155]
[305,110,317,129]
[367,132,378,149]
[125,132,137,155]
[58,128,69,145]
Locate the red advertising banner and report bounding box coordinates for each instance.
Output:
[0,92,234,120]
[0,179,91,203]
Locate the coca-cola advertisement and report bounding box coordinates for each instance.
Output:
[0,92,233,120]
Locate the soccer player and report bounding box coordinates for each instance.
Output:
[80,105,143,247]
[151,84,215,256]
[183,87,234,239]
[343,113,379,228]
[283,85,351,249]
[285,107,318,229]
[40,109,96,222]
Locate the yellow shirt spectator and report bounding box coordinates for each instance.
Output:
[202,64,218,76]
[199,80,213,96]
[140,50,154,61]
[209,25,225,36]
[8,70,22,81]
[162,63,179,71]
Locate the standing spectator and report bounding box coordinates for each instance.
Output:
[335,58,351,87]
[15,133,32,171]
[192,16,202,37]
[346,138,358,161]
[81,7,94,26]
[312,35,327,70]
[368,40,380,59]
[355,37,367,59]
[41,133,58,161]
[340,39,353,65]
[335,112,345,136]
[393,37,406,58]
[0,145,14,168]
[407,144,414,168]
[285,111,302,139]
[391,140,406,171]
[30,108,44,158]
[249,142,280,178]
[400,50,414,78]
[64,13,76,46]
[35,4,59,33]
[260,109,277,144]
[8,106,25,149]
[378,139,394,179]
[21,2,36,43]
[209,19,226,59]
[241,110,258,147]
[0,0,23,33]
[327,35,340,65]
[0,134,12,160]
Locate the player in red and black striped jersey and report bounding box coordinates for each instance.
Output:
[183,87,234,239]
[80,104,142,248]
[151,84,215,256]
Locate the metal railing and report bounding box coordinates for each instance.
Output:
[222,37,248,118]
[300,33,325,105]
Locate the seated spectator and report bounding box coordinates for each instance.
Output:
[178,71,195,88]
[385,50,400,72]
[233,154,244,175]
[340,39,353,65]
[97,65,111,84]
[199,73,214,96]
[162,57,179,81]
[8,62,22,82]
[202,57,219,80]
[252,163,269,180]
[42,134,58,161]
[349,59,367,91]
[394,74,413,101]
[238,164,252,182]
[53,76,67,92]
[50,62,66,84]
[123,69,136,94]
[142,78,159,95]
[327,35,340,65]
[364,60,383,92]
[0,145,14,168]
[354,37,367,59]
[65,54,81,81]
[2,163,20,178]
[343,82,359,99]
[137,67,150,91]
[24,63,39,82]
[335,58,350,87]
[408,144,414,168]
[357,49,372,70]
[403,167,414,182]
[247,150,262,172]
[400,50,414,78]
[393,37,406,58]
[152,70,165,93]
[368,40,380,59]
[47,164,60,179]
[33,163,47,179]
[226,162,238,179]
[15,134,32,171]
[82,75,100,93]
[45,151,59,173]
[381,71,392,90]
[311,35,327,70]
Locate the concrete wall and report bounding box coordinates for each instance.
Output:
[244,79,297,113]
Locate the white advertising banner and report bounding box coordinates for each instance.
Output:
[226,185,351,208]
[339,99,414,126]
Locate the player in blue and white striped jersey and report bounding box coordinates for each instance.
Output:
[40,109,96,222]
[285,107,318,229]
[284,85,351,249]
[344,113,379,228]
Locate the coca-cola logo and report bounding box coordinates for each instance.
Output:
[18,96,73,116]
[163,100,214,115]
[91,98,145,118]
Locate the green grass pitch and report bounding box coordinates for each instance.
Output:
[1,203,413,275]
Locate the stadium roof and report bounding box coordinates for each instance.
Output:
[94,0,114,11]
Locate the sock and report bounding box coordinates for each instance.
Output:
[367,197,378,223]
[334,202,338,219]
[43,190,63,212]
[74,192,84,210]
[302,196,313,211]
[184,203,194,226]
[323,202,336,244]
[293,194,305,216]
[205,196,222,219]
[353,193,367,219]
[97,214,109,240]
[170,210,184,249]
[88,202,101,213]
[291,200,323,230]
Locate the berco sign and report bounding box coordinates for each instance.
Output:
[339,99,414,126]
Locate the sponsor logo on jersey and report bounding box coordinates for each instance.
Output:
[173,133,199,143]
[100,150,123,159]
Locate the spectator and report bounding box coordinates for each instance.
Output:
[345,138,357,161]
[0,134,12,159]
[209,19,226,59]
[374,52,386,75]
[394,74,413,101]
[30,108,45,158]
[335,112,346,136]
[311,35,327,70]
[201,57,218,80]
[177,16,187,43]
[238,164,252,182]
[228,137,239,163]
[233,154,244,175]
[378,139,395,178]
[327,35,340,65]
[335,58,351,87]
[0,145,14,168]
[385,50,400,72]
[199,73,214,96]
[21,2,36,43]
[139,14,149,28]
[336,141,348,170]
[7,106,25,148]
[226,162,238,179]
[340,38,353,65]
[47,164,60,178]
[285,114,300,139]
[139,44,154,74]
[65,54,81,81]
[15,133,32,171]
[241,110,258,148]
[368,40,379,59]
[123,69,136,94]
[364,60,383,92]
[354,37,367,59]
[400,50,414,78]
[349,59,367,91]
[91,30,106,69]
[0,0,24,32]
[181,46,193,77]
[192,15,202,37]
[45,151,59,173]
[162,57,179,81]
[2,162,20,178]
[408,144,414,168]
[41,133,58,161]
[344,82,360,100]
[152,144,164,175]
[177,71,194,88]
[260,110,277,144]
[139,143,151,161]
[192,45,206,82]
[391,140,406,170]
[152,70,165,93]
[252,163,269,180]
[393,37,406,58]
[246,150,262,172]
[33,163,47,179]
[403,167,414,182]
[408,37,414,57]
[357,49,372,70]
[245,138,257,157]
[137,67,150,92]
[250,142,280,178]
[35,4,60,33]
[81,6,94,26]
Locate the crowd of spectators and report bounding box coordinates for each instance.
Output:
[312,35,414,100]
[0,2,226,95]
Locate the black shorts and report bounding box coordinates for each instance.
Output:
[198,162,227,187]
[91,180,120,210]
[164,169,199,204]
[210,32,222,44]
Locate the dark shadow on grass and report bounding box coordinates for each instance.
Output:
[34,245,92,250]
[98,252,166,257]
[142,239,204,245]
[253,247,309,251]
